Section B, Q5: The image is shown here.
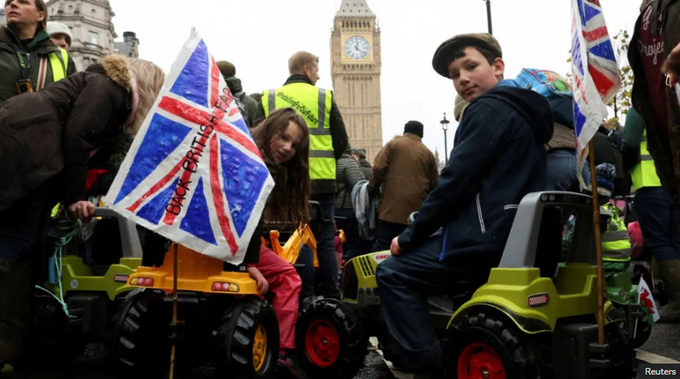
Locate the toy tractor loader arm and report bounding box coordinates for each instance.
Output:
[93,207,143,259]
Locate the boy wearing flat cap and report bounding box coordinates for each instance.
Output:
[375,33,554,375]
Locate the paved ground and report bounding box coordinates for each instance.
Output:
[12,320,679,379]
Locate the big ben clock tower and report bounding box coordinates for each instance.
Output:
[331,0,383,163]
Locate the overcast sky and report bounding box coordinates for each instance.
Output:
[109,0,642,162]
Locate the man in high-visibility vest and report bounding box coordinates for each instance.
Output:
[623,107,680,323]
[258,51,349,300]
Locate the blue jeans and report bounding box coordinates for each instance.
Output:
[311,193,340,298]
[634,187,680,262]
[546,148,578,191]
[375,234,493,371]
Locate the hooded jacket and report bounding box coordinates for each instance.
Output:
[0,55,134,212]
[335,153,365,209]
[0,27,77,104]
[397,86,554,264]
[225,76,259,128]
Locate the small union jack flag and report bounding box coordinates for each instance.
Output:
[571,0,620,185]
[105,29,274,263]
[576,0,620,103]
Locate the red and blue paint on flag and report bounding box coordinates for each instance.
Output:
[105,29,274,263]
[571,0,620,185]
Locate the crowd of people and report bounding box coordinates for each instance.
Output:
[1,0,680,378]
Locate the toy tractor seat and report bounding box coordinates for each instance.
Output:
[443,204,564,302]
[534,206,564,278]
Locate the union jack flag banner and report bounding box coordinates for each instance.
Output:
[105,28,274,263]
[571,0,621,185]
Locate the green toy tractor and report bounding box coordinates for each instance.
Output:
[297,191,635,379]
[30,207,143,361]
[562,201,655,349]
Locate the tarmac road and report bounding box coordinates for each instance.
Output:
[13,323,679,379]
[14,344,395,379]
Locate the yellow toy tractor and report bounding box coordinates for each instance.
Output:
[109,202,323,378]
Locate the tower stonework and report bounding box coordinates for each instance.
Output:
[331,0,383,163]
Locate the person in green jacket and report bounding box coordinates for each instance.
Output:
[216,60,259,128]
[0,0,76,105]
[622,107,680,323]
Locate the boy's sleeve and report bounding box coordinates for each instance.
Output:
[428,152,439,192]
[398,102,508,253]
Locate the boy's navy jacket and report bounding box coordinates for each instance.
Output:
[397,85,554,264]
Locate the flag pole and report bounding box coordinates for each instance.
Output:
[169,243,179,378]
[587,140,606,345]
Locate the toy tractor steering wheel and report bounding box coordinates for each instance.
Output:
[408,211,418,225]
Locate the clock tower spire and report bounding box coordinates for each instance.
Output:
[331,1,383,163]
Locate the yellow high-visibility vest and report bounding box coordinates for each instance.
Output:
[601,203,631,262]
[262,83,334,181]
[631,130,662,190]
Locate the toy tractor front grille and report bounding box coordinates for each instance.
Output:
[357,256,376,277]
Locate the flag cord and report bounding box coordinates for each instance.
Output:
[169,243,179,379]
[35,216,83,319]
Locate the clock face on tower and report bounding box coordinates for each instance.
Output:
[344,35,370,60]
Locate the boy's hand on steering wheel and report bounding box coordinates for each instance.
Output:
[247,266,269,296]
[67,201,95,222]
[390,237,402,256]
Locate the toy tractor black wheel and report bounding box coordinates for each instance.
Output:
[29,296,83,366]
[214,297,279,379]
[601,322,635,378]
[110,289,169,378]
[446,310,539,379]
[297,298,367,379]
[629,319,652,349]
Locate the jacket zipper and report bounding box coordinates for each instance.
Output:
[476,193,486,234]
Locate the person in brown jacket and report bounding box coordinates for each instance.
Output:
[368,121,439,251]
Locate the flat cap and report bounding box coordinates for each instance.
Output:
[216,60,236,78]
[432,33,502,78]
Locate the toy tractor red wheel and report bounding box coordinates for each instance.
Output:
[215,298,279,379]
[446,310,539,379]
[297,298,367,379]
[109,289,169,378]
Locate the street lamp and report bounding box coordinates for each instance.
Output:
[440,112,450,165]
[484,0,493,35]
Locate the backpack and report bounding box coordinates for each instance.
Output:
[513,68,575,129]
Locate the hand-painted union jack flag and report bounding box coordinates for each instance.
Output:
[105,29,274,263]
[571,0,621,186]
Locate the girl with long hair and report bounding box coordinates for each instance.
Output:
[245,107,310,376]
